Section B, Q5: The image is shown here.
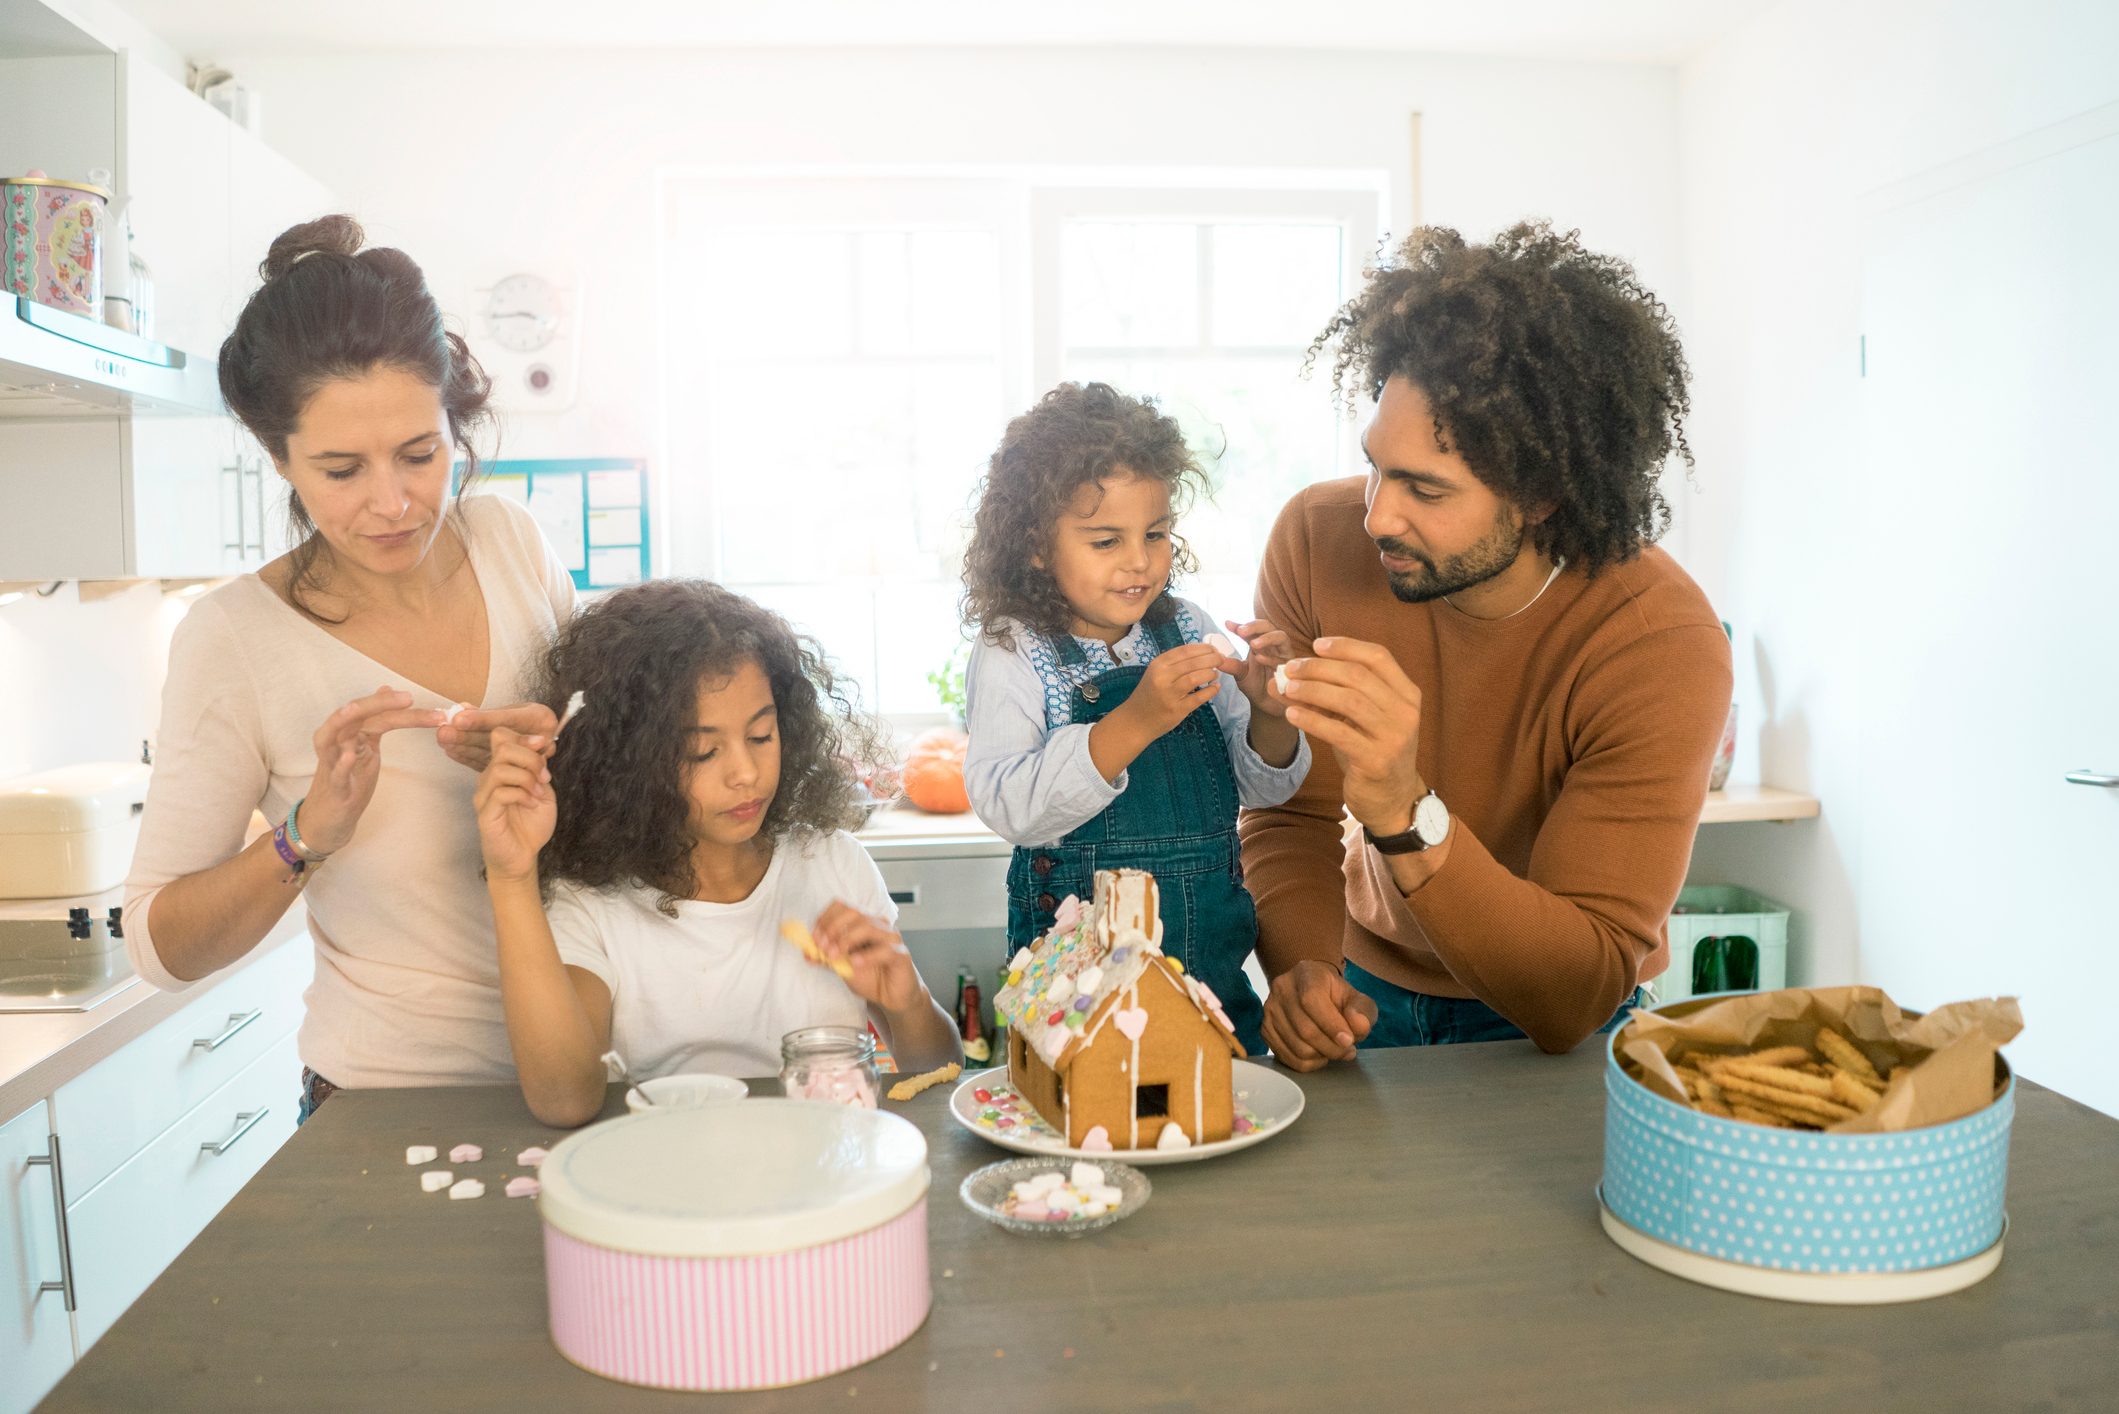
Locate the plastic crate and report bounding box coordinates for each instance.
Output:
[1651,884,1789,1004]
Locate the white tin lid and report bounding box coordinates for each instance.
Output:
[0,763,150,837]
[537,1100,930,1257]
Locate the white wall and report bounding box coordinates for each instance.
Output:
[1678,2,2119,1008]
[217,44,1684,511]
[0,584,188,780]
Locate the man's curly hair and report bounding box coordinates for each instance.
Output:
[960,382,1209,649]
[1307,220,1692,573]
[533,580,890,916]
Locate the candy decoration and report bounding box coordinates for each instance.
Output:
[449,1143,482,1163]
[405,1145,438,1166]
[420,1169,454,1193]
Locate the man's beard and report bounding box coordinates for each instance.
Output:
[1377,509,1525,604]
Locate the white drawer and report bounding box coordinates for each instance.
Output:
[878,855,1010,932]
[66,1029,300,1353]
[53,935,309,1195]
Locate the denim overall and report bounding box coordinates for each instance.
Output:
[1003,599,1269,1056]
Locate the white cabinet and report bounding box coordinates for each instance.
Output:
[0,935,310,1407]
[0,1102,75,1414]
[0,50,332,582]
[66,1030,301,1352]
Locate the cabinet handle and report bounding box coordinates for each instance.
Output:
[2065,770,2119,788]
[222,463,246,556]
[888,888,920,905]
[200,1108,269,1157]
[193,1007,263,1052]
[24,1135,78,1313]
[245,459,268,557]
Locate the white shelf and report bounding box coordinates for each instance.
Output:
[1700,783,1820,825]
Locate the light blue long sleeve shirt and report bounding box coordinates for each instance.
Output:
[963,595,1311,847]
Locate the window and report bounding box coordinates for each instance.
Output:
[660,172,1381,720]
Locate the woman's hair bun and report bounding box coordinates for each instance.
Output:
[261,214,365,282]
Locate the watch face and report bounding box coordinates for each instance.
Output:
[482,273,560,352]
[1414,791,1450,845]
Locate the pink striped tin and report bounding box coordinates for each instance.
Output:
[537,1099,931,1391]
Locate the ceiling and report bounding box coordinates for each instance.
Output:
[110,0,1767,64]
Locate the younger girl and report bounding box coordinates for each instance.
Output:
[960,382,1310,1056]
[475,579,958,1127]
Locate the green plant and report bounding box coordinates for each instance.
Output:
[926,639,971,720]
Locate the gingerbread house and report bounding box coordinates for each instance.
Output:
[994,869,1243,1151]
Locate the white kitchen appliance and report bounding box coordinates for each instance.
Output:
[0,761,151,899]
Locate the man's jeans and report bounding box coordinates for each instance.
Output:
[1345,961,1643,1047]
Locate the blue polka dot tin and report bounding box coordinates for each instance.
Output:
[1601,1017,2013,1302]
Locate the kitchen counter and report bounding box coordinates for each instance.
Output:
[42,1043,2119,1411]
[856,781,1823,862]
[0,908,306,1120]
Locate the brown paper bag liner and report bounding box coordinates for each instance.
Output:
[1617,985,2023,1133]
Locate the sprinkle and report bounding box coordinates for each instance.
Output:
[973,1088,993,1103]
[1072,995,1091,1012]
[516,1146,549,1167]
[405,1145,438,1165]
[420,1170,453,1192]
[447,1178,485,1200]
[449,1144,482,1164]
[942,1269,953,1278]
[504,1176,540,1199]
[1047,1010,1065,1025]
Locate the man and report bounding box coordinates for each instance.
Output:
[1241,220,1732,1067]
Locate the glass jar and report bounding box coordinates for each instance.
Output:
[779,1026,879,1109]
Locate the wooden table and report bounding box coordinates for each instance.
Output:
[43,1044,2119,1412]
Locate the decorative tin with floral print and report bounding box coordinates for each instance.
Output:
[3,174,110,317]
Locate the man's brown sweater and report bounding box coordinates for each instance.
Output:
[1240,478,1733,1053]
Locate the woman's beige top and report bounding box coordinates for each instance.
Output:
[125,494,577,1087]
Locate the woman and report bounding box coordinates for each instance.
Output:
[124,215,576,1121]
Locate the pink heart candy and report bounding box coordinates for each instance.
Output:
[1080,1125,1113,1152]
[1113,1007,1150,1042]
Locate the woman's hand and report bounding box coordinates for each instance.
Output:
[1220,617,1300,719]
[296,687,447,855]
[474,726,556,884]
[439,702,560,772]
[810,902,929,1014]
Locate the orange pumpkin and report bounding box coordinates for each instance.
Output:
[901,729,971,814]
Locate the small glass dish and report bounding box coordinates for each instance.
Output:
[959,1156,1150,1237]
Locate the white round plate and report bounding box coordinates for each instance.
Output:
[947,1061,1303,1166]
[1597,1186,2006,1304]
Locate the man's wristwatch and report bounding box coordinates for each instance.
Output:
[1363,790,1450,856]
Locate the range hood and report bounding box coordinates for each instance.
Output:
[0,296,220,418]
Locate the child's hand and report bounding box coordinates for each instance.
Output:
[1220,617,1301,719]
[810,902,930,1015]
[1118,642,1223,738]
[473,726,555,885]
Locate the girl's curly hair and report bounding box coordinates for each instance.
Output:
[1306,220,1692,574]
[533,580,890,915]
[960,382,1209,649]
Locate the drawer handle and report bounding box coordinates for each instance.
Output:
[201,1108,270,1157]
[194,1008,263,1052]
[889,887,920,905]
[25,1135,79,1313]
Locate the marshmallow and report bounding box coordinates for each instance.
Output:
[405,1145,438,1166]
[1205,632,1241,659]
[1156,1125,1193,1151]
[1076,965,1104,995]
[1046,1189,1082,1213]
[440,702,472,727]
[1045,974,1075,1005]
[420,1170,454,1193]
[1012,1202,1051,1222]
[1080,1201,1110,1218]
[1093,1184,1125,1206]
[1069,1161,1105,1190]
[1008,948,1033,973]
[449,1144,483,1164]
[1273,663,1290,696]
[448,1178,485,1200]
[504,1176,541,1199]
[515,1146,549,1167]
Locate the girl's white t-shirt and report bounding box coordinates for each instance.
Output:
[545,829,892,1080]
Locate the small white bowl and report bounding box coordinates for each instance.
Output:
[624,1073,749,1112]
